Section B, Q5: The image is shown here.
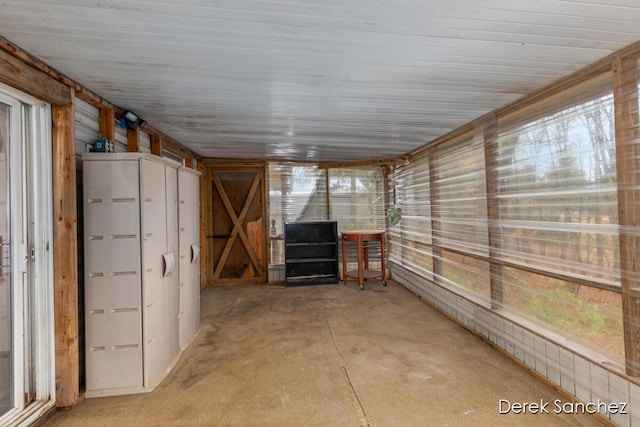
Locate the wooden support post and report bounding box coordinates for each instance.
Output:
[151,133,164,156]
[99,108,115,141]
[185,158,193,168]
[127,127,140,152]
[52,95,80,407]
[382,165,391,278]
[383,165,390,227]
[482,117,504,310]
[428,152,443,281]
[613,56,640,377]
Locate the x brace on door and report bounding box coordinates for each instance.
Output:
[211,171,264,280]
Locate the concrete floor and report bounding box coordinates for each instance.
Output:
[44,280,603,426]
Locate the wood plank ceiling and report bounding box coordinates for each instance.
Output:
[1,0,640,162]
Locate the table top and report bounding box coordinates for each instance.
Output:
[340,229,384,234]
[341,229,385,239]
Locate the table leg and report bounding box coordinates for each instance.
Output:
[357,236,364,290]
[342,236,347,285]
[381,235,386,286]
[363,242,369,270]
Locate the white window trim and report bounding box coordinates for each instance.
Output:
[0,82,55,427]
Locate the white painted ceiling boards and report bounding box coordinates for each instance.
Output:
[1,0,640,162]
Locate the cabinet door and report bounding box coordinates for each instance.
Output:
[140,159,170,387]
[84,159,143,391]
[178,169,200,349]
[165,165,180,359]
[178,170,192,349]
[191,172,201,336]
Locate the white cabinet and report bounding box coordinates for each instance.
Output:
[178,167,201,349]
[83,153,181,397]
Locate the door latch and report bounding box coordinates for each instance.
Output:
[17,243,28,273]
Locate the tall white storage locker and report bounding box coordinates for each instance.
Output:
[83,153,181,397]
[178,166,201,349]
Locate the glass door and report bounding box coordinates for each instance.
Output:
[0,98,13,420]
[0,84,54,426]
[0,90,30,423]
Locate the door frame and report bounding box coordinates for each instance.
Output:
[204,163,267,285]
[0,82,54,427]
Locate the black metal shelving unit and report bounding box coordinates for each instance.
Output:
[284,221,339,286]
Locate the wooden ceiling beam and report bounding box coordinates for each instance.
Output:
[0,37,198,159]
[0,40,71,105]
[0,37,105,107]
[320,156,406,169]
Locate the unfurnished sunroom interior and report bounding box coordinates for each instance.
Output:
[2,1,640,426]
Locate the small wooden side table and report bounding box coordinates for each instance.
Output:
[341,230,386,290]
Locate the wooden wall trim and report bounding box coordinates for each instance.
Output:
[99,108,115,141]
[127,128,140,152]
[52,96,80,407]
[320,156,404,169]
[407,43,639,160]
[201,157,404,169]
[613,56,640,377]
[0,37,196,160]
[161,135,194,160]
[0,45,70,105]
[151,134,164,156]
[482,116,504,310]
[427,154,442,281]
[617,40,640,61]
[0,37,104,108]
[203,158,266,166]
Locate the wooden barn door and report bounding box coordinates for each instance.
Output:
[205,165,267,285]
